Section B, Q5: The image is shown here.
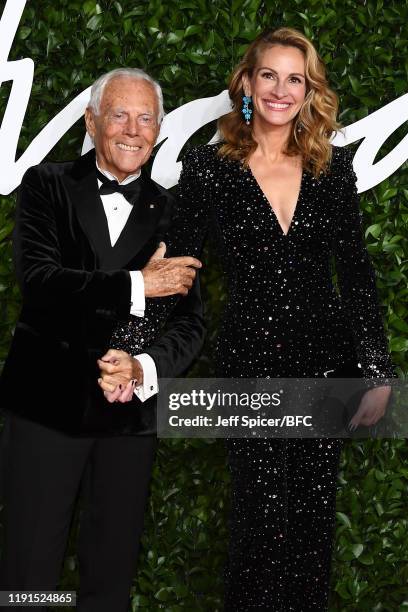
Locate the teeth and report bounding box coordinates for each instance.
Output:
[265,102,290,109]
[117,143,141,151]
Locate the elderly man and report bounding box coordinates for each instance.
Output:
[0,68,204,611]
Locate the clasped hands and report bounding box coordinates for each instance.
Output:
[97,243,202,403]
[98,349,141,403]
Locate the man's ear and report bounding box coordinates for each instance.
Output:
[85,107,96,140]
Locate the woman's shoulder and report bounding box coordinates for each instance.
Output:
[329,144,354,172]
[182,142,223,166]
[180,143,237,185]
[320,145,357,196]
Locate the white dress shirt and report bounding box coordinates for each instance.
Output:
[97,162,158,401]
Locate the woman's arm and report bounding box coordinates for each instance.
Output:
[333,148,396,383]
[170,146,212,259]
[101,147,212,398]
[129,146,212,374]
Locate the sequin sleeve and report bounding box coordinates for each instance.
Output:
[172,146,212,258]
[333,148,395,381]
[108,149,212,368]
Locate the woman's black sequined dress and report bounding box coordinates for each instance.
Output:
[173,144,394,612]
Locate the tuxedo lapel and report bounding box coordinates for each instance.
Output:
[69,150,111,263]
[68,151,169,270]
[106,168,168,270]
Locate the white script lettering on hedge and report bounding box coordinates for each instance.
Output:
[0,0,407,195]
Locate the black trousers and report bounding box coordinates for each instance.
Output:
[224,437,343,612]
[0,414,156,612]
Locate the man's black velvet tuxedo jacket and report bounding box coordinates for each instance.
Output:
[0,150,205,436]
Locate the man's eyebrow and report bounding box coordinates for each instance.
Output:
[257,66,305,78]
[108,108,154,115]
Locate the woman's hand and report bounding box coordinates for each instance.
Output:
[348,385,392,430]
[97,349,143,403]
[100,379,136,403]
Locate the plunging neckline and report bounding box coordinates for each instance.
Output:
[246,163,305,237]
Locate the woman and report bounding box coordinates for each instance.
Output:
[172,27,394,611]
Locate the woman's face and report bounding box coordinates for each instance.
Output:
[243,45,307,130]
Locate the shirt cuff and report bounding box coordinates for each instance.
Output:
[129,271,145,317]
[133,353,158,402]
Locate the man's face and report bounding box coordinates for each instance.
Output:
[85,77,160,182]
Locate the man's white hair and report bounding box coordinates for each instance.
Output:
[88,67,164,122]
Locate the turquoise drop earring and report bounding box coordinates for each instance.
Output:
[242,95,252,125]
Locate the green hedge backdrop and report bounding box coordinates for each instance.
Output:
[0,0,407,610]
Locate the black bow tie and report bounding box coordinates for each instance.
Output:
[97,169,141,205]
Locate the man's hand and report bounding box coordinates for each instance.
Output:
[142,242,202,297]
[348,385,392,430]
[97,349,143,403]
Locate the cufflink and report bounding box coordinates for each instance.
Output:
[150,385,154,391]
[149,203,156,209]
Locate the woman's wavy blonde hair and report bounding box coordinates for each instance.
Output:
[218,27,341,177]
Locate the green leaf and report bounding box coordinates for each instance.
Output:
[390,337,408,352]
[349,74,360,93]
[184,25,202,37]
[375,469,387,481]
[186,51,207,64]
[336,512,352,528]
[154,587,173,602]
[335,582,352,600]
[0,223,13,243]
[74,39,85,58]
[113,1,123,15]
[19,27,32,40]
[352,543,364,558]
[86,14,102,30]
[131,594,150,608]
[366,223,382,239]
[390,317,408,334]
[167,31,184,44]
[380,188,398,202]
[83,0,97,14]
[358,553,374,565]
